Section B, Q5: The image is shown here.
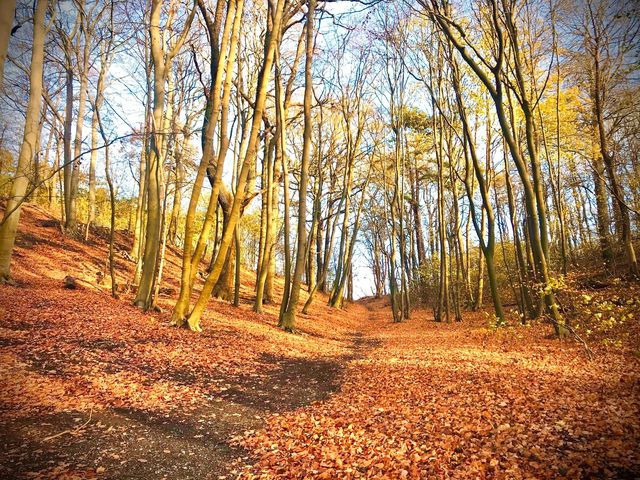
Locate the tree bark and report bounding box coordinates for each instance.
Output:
[0,0,48,282]
[0,0,16,86]
[280,1,315,330]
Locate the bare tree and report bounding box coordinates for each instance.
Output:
[0,0,50,282]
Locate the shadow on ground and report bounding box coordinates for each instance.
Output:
[0,335,380,479]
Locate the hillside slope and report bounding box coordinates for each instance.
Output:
[1,204,639,479]
[0,204,371,479]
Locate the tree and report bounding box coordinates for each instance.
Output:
[134,0,195,310]
[423,0,568,336]
[568,0,639,276]
[0,0,49,282]
[176,0,286,331]
[172,0,245,324]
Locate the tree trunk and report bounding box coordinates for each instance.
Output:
[172,0,241,324]
[0,0,16,86]
[592,149,613,263]
[592,49,638,276]
[72,24,91,234]
[0,0,48,282]
[134,0,168,310]
[185,0,285,331]
[254,136,275,312]
[85,103,99,240]
[279,0,315,331]
[63,66,75,231]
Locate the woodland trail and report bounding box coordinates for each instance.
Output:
[241,298,640,479]
[0,207,639,479]
[1,282,640,479]
[0,287,371,478]
[0,206,378,479]
[0,280,375,479]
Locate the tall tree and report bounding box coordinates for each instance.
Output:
[423,0,568,336]
[177,0,286,331]
[279,0,317,331]
[0,0,49,282]
[134,0,195,310]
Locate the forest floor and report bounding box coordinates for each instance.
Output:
[1,204,639,479]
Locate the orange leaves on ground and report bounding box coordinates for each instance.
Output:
[239,301,640,479]
[1,206,639,479]
[0,205,365,421]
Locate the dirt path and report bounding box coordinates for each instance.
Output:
[1,355,341,479]
[0,304,377,479]
[2,216,639,480]
[1,206,379,479]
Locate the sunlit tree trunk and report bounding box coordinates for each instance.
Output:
[135,0,195,310]
[132,39,152,264]
[280,0,315,331]
[0,0,48,282]
[0,0,16,86]
[172,0,241,324]
[71,7,91,233]
[85,101,99,240]
[330,168,370,309]
[93,33,116,295]
[62,64,75,231]
[449,55,504,324]
[429,0,566,336]
[254,136,275,312]
[185,0,285,331]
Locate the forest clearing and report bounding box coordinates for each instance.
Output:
[1,0,640,478]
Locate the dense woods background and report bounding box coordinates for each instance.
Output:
[1,0,640,477]
[0,0,639,337]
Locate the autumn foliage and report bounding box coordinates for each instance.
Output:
[0,205,637,479]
